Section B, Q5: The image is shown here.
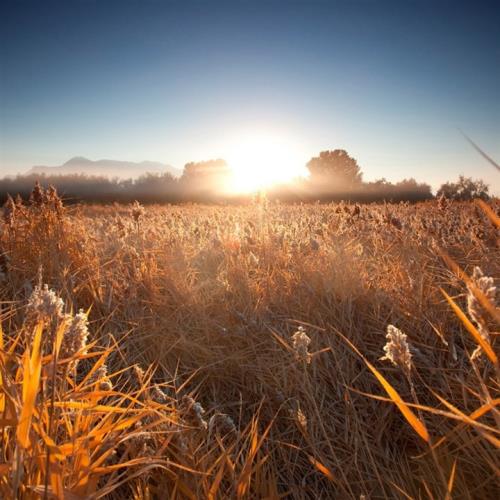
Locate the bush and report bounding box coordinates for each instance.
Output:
[437,175,489,201]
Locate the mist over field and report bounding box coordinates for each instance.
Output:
[26,156,181,179]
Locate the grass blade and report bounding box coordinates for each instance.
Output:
[441,289,498,365]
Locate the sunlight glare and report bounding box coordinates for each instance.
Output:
[226,133,306,192]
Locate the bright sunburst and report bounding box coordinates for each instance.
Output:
[226,133,307,192]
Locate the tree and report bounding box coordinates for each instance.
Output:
[181,159,230,182]
[395,178,433,201]
[437,175,489,201]
[306,150,363,190]
[180,159,232,198]
[360,177,433,202]
[133,172,179,202]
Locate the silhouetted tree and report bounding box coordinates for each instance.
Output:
[437,175,489,201]
[394,178,433,201]
[133,172,179,202]
[306,150,363,190]
[372,178,391,187]
[359,177,432,202]
[180,159,232,200]
[181,159,230,181]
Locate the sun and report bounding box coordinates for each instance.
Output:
[226,133,307,192]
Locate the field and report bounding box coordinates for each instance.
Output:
[0,189,499,499]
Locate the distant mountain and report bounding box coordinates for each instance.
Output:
[26,157,181,179]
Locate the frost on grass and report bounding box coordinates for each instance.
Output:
[292,326,312,364]
[381,324,413,376]
[25,283,89,367]
[26,283,65,323]
[180,395,208,430]
[467,266,497,360]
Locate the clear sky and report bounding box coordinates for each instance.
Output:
[1,0,499,192]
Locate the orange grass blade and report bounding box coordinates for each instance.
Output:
[475,199,500,229]
[237,414,274,497]
[387,481,415,500]
[441,289,498,365]
[53,401,132,413]
[93,458,200,475]
[208,460,226,500]
[445,459,457,500]
[17,322,43,449]
[32,422,65,461]
[0,322,4,413]
[364,359,429,443]
[469,398,500,420]
[308,455,335,481]
[53,320,67,358]
[87,413,149,443]
[431,391,500,448]
[438,251,500,323]
[350,387,500,436]
[76,349,111,389]
[336,331,430,443]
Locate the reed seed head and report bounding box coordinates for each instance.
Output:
[381,324,413,375]
[292,326,312,364]
[467,266,496,328]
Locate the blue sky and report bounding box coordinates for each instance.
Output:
[1,0,499,192]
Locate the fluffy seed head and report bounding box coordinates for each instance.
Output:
[381,325,413,375]
[30,181,45,206]
[3,195,16,228]
[131,201,145,222]
[208,413,237,437]
[133,364,145,385]
[89,364,113,391]
[467,266,496,328]
[60,309,89,361]
[467,267,496,360]
[27,284,65,323]
[292,326,312,364]
[150,384,168,403]
[296,407,307,431]
[180,395,207,430]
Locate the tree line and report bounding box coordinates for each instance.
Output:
[0,150,490,204]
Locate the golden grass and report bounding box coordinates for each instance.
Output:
[0,189,498,498]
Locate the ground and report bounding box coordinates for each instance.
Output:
[0,195,498,499]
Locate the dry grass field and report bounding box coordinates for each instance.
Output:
[0,186,498,499]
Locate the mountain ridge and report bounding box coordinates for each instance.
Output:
[27,157,181,179]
